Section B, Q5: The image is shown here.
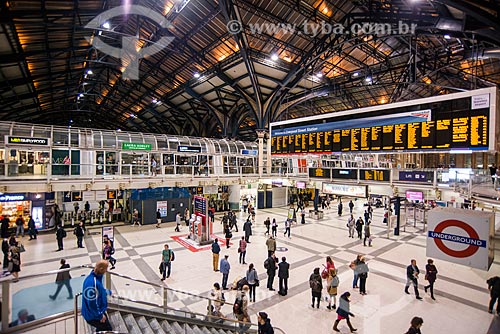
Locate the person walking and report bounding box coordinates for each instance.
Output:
[1,216,9,239]
[265,252,277,291]
[49,259,73,300]
[84,201,90,213]
[487,275,500,315]
[220,255,230,290]
[326,268,339,310]
[348,200,354,214]
[160,244,174,280]
[490,163,497,184]
[174,212,181,232]
[424,259,438,300]
[74,222,85,248]
[156,209,162,228]
[210,282,224,319]
[266,235,276,258]
[405,259,423,300]
[81,260,112,332]
[257,312,274,334]
[27,215,37,240]
[278,256,290,296]
[2,238,9,269]
[283,219,291,238]
[243,218,252,243]
[356,256,369,295]
[103,240,116,270]
[238,237,247,264]
[132,209,141,226]
[271,218,277,238]
[246,263,259,302]
[55,224,66,251]
[224,225,232,249]
[211,238,220,271]
[333,292,357,332]
[234,285,250,332]
[405,316,424,334]
[300,208,306,224]
[338,201,343,216]
[347,215,355,238]
[264,217,271,235]
[309,267,323,308]
[363,220,371,247]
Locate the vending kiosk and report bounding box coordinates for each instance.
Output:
[192,195,213,245]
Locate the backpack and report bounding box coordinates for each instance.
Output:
[110,247,115,255]
[309,278,320,290]
[62,229,67,238]
[264,258,270,269]
[233,297,243,314]
[170,250,175,261]
[330,276,340,288]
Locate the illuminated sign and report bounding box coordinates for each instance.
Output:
[7,136,48,146]
[322,183,367,198]
[241,149,258,155]
[0,194,26,202]
[122,142,152,150]
[177,146,202,153]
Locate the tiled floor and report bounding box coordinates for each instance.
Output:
[11,200,500,334]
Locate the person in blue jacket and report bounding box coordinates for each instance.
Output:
[82,260,113,331]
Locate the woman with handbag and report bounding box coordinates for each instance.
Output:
[424,259,438,300]
[238,237,247,264]
[9,242,21,282]
[326,268,339,310]
[245,263,258,302]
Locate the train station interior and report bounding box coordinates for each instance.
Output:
[0,0,500,334]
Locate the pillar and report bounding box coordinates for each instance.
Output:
[228,185,241,211]
[256,129,266,176]
[266,132,271,175]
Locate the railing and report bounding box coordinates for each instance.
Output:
[1,265,270,334]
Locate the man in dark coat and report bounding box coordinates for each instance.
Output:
[266,252,278,291]
[278,256,290,296]
[405,259,422,300]
[74,222,85,248]
[487,276,500,315]
[27,216,37,240]
[243,219,252,243]
[1,216,10,238]
[257,312,274,334]
[49,259,73,300]
[55,224,66,251]
[2,238,9,269]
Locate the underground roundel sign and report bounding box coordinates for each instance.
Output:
[426,208,492,271]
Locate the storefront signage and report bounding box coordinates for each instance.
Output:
[322,183,367,198]
[427,208,494,270]
[177,146,202,153]
[241,149,258,155]
[107,191,116,200]
[95,191,107,201]
[0,193,26,202]
[308,168,331,178]
[399,171,433,183]
[72,192,82,202]
[122,142,152,151]
[7,136,49,146]
[157,201,168,217]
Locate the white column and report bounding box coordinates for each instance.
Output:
[256,130,266,177]
[266,132,271,175]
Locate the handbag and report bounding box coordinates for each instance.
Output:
[19,244,26,253]
[7,261,13,272]
[255,279,260,287]
[159,262,164,274]
[237,247,241,253]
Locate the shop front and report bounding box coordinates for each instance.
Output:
[0,192,49,232]
[4,136,50,177]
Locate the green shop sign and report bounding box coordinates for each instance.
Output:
[122,142,152,151]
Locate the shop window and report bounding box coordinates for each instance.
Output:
[53,130,69,146]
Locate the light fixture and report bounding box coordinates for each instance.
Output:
[271,54,279,61]
[79,93,84,98]
[194,72,201,78]
[152,98,158,104]
[444,34,451,40]
[87,69,93,75]
[102,22,110,29]
[353,72,359,77]
[365,77,372,83]
[315,73,323,78]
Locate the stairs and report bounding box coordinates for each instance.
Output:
[101,303,252,334]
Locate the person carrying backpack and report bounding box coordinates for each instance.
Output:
[309,267,323,308]
[161,244,174,280]
[326,268,339,310]
[333,292,356,332]
[233,285,250,332]
[55,224,66,251]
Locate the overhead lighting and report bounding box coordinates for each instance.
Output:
[78,93,84,98]
[271,54,279,61]
[444,34,451,40]
[117,128,121,132]
[193,72,201,78]
[152,98,158,104]
[365,77,372,83]
[102,22,110,29]
[315,72,323,78]
[353,72,359,77]
[87,69,93,75]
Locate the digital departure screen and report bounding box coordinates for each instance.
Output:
[270,93,491,154]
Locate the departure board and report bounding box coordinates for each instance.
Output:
[308,132,316,153]
[270,108,490,154]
